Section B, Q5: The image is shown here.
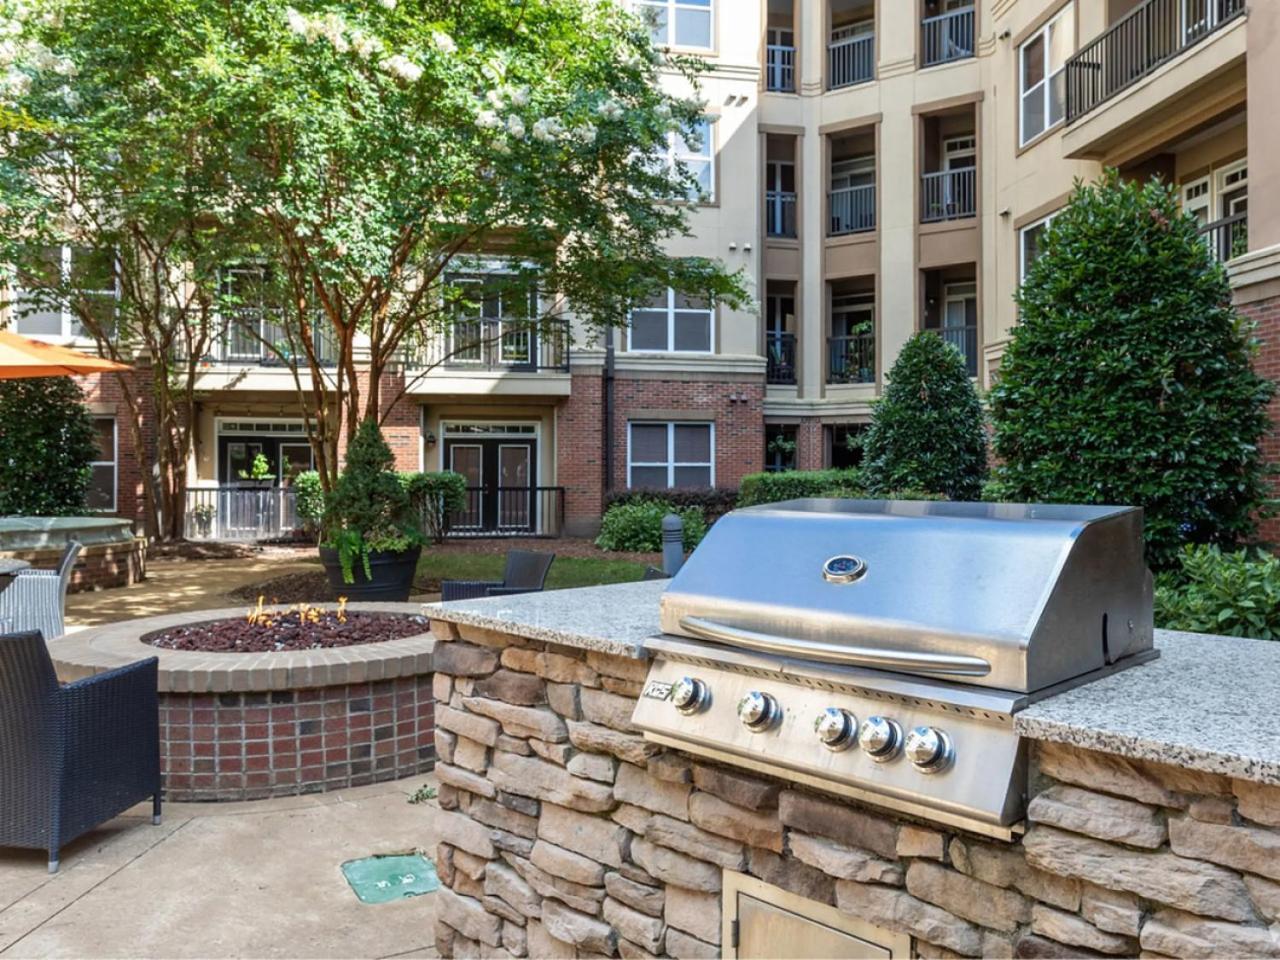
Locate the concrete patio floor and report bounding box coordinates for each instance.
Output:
[0,775,440,959]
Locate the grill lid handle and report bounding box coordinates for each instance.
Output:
[678,616,992,678]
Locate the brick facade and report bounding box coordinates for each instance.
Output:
[795,417,824,470]
[78,367,150,528]
[557,372,606,536]
[159,677,435,802]
[1238,292,1280,543]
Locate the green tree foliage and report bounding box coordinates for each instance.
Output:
[0,377,98,516]
[323,419,422,580]
[1155,545,1280,641]
[989,171,1273,568]
[861,332,988,500]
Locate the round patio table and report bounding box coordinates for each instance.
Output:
[0,558,30,595]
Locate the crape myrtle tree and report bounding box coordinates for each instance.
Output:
[202,0,748,489]
[861,331,987,501]
[989,171,1273,568]
[0,0,248,539]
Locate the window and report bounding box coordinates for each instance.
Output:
[765,424,797,473]
[628,288,714,353]
[1019,213,1058,284]
[657,119,714,201]
[87,417,117,512]
[628,422,714,488]
[635,0,713,49]
[943,136,976,171]
[14,245,116,339]
[1019,4,1073,146]
[445,272,535,364]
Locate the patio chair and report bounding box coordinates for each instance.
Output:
[441,550,556,602]
[0,540,83,639]
[642,566,671,581]
[0,631,161,873]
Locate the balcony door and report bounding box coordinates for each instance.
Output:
[765,160,797,237]
[942,282,978,377]
[443,423,539,534]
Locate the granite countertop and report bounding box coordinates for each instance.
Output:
[423,579,666,659]
[1014,630,1280,784]
[426,582,1280,785]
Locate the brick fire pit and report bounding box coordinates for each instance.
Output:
[49,603,435,801]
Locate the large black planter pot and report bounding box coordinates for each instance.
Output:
[318,544,422,602]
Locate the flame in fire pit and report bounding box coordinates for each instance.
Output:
[244,596,350,628]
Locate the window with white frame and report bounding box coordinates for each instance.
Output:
[628,421,714,489]
[635,0,713,49]
[87,416,117,512]
[1019,4,1073,146]
[628,288,714,352]
[1019,212,1059,284]
[14,245,117,338]
[656,118,714,201]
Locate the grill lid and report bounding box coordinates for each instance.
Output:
[658,499,1154,694]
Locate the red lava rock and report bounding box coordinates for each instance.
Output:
[142,612,429,653]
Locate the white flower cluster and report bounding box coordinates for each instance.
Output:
[596,99,623,121]
[431,31,456,55]
[381,54,421,83]
[531,116,564,143]
[0,7,77,105]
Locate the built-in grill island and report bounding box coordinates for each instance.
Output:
[634,499,1158,840]
[425,499,1280,960]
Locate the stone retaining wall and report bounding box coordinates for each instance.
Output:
[430,622,1280,959]
[1,538,147,592]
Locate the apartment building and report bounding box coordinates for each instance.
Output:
[14,0,1280,540]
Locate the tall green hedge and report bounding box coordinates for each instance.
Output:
[737,469,865,507]
[0,377,98,516]
[861,331,987,500]
[989,171,1273,569]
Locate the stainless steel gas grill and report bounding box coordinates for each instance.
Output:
[630,499,1158,840]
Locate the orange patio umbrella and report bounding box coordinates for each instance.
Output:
[0,329,131,379]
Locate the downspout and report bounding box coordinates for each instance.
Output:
[602,339,615,500]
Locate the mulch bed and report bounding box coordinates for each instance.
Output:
[228,571,338,605]
[142,611,429,653]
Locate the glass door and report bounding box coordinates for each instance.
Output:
[447,443,483,530]
[497,444,534,532]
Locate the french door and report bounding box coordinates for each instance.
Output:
[445,438,537,534]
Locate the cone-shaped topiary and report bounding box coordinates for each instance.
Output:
[861,331,988,500]
[989,170,1273,569]
[323,418,421,581]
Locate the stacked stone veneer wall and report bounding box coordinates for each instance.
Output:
[431,624,1280,959]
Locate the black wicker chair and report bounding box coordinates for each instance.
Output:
[440,550,556,602]
[0,631,161,873]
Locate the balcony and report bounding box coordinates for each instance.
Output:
[828,33,874,89]
[921,6,975,67]
[935,325,978,377]
[1065,0,1245,124]
[766,190,798,238]
[204,309,338,366]
[829,184,876,237]
[1199,212,1247,263]
[921,169,976,223]
[766,331,797,385]
[766,44,796,92]
[185,486,303,542]
[413,318,570,373]
[827,333,875,385]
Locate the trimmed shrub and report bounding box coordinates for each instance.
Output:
[1155,545,1280,640]
[737,469,865,507]
[402,471,468,543]
[0,377,98,516]
[990,171,1273,569]
[595,500,707,553]
[861,332,987,501]
[605,487,738,521]
[293,470,324,537]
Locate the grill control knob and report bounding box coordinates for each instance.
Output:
[859,716,903,761]
[738,691,780,731]
[815,707,858,751]
[905,726,954,773]
[671,677,709,715]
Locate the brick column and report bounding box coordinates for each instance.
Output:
[556,372,605,537]
[796,417,825,470]
[1230,245,1280,542]
[339,367,419,471]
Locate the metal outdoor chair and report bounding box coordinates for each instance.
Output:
[440,550,556,602]
[0,631,161,873]
[0,540,83,639]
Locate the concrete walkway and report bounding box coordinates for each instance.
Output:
[0,776,440,959]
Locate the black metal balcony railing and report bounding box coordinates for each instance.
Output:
[413,318,570,372]
[829,184,876,236]
[766,190,798,237]
[766,331,797,385]
[1065,0,1245,123]
[935,325,979,378]
[447,486,566,538]
[920,168,977,223]
[828,33,875,89]
[1199,212,1248,263]
[766,44,796,92]
[205,308,339,366]
[185,486,304,542]
[827,333,875,385]
[921,6,975,67]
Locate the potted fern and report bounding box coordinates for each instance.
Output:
[318,418,424,601]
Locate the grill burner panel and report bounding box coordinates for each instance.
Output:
[633,499,1159,839]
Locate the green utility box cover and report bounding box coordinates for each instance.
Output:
[341,854,439,904]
